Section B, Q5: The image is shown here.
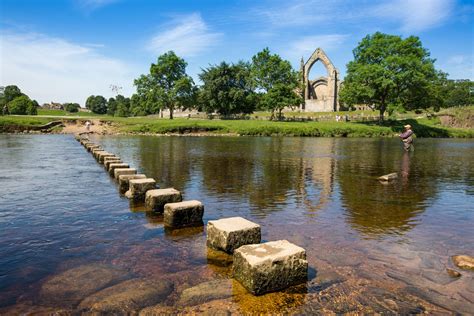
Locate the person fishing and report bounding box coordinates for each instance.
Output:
[399,124,414,152]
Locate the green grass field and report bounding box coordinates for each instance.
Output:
[2,107,473,137]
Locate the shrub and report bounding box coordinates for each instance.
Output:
[64,103,80,113]
[8,95,37,115]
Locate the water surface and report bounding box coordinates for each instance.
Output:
[0,135,473,313]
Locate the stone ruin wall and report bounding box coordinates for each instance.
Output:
[300,48,340,112]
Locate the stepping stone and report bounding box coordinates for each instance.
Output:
[207,217,261,253]
[108,163,129,175]
[104,158,122,169]
[145,188,182,212]
[87,145,102,152]
[118,174,147,194]
[164,200,204,228]
[92,150,107,159]
[125,178,156,201]
[233,240,308,295]
[78,278,173,313]
[378,173,398,181]
[97,152,115,163]
[114,168,137,180]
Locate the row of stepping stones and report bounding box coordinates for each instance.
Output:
[76,135,308,296]
[76,136,203,229]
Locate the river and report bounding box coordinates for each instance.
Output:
[0,134,473,313]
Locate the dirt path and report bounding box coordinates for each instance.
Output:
[61,119,117,135]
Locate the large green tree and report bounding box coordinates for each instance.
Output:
[340,32,440,121]
[0,85,23,107]
[251,48,301,119]
[198,61,255,116]
[8,95,37,115]
[85,95,107,114]
[113,95,131,117]
[134,51,195,119]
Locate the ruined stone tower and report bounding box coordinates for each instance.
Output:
[301,48,340,112]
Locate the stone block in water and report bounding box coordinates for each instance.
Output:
[108,163,129,175]
[87,145,102,152]
[207,217,261,253]
[145,188,182,212]
[114,168,137,180]
[104,158,122,169]
[126,178,156,201]
[233,240,308,295]
[378,173,398,181]
[164,200,204,228]
[118,174,146,193]
[92,149,105,158]
[98,152,115,163]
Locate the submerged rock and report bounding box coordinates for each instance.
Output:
[452,255,474,271]
[378,173,398,181]
[446,268,461,278]
[178,279,233,306]
[39,264,129,307]
[78,278,173,313]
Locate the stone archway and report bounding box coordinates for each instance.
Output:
[300,48,339,112]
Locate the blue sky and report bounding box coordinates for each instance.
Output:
[1,0,473,104]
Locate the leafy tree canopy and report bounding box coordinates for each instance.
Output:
[64,103,80,113]
[1,85,23,106]
[339,32,440,121]
[8,95,37,115]
[85,95,107,114]
[251,48,301,118]
[134,51,195,119]
[198,61,255,116]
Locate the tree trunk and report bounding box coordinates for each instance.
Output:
[379,104,386,123]
[169,105,174,120]
[278,108,283,121]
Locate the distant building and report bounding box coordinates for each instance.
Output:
[42,102,63,110]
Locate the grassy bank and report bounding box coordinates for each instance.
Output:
[1,109,473,137]
[0,116,55,132]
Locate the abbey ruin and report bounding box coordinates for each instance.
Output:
[300,48,340,112]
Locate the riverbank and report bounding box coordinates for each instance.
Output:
[1,110,473,137]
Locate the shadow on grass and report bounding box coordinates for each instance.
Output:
[356,119,451,138]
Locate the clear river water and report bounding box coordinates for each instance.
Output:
[0,134,473,314]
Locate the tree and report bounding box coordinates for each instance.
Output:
[1,85,23,106]
[85,95,107,114]
[114,95,131,117]
[198,61,255,116]
[339,32,440,121]
[262,84,302,120]
[8,95,37,115]
[107,97,117,116]
[134,51,195,119]
[64,103,80,113]
[251,48,301,119]
[443,80,474,108]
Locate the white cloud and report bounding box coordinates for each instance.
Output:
[0,31,136,105]
[371,0,454,32]
[442,54,474,80]
[147,13,223,57]
[252,0,454,33]
[286,34,348,60]
[253,0,333,28]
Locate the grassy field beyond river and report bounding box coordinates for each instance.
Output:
[1,108,473,138]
